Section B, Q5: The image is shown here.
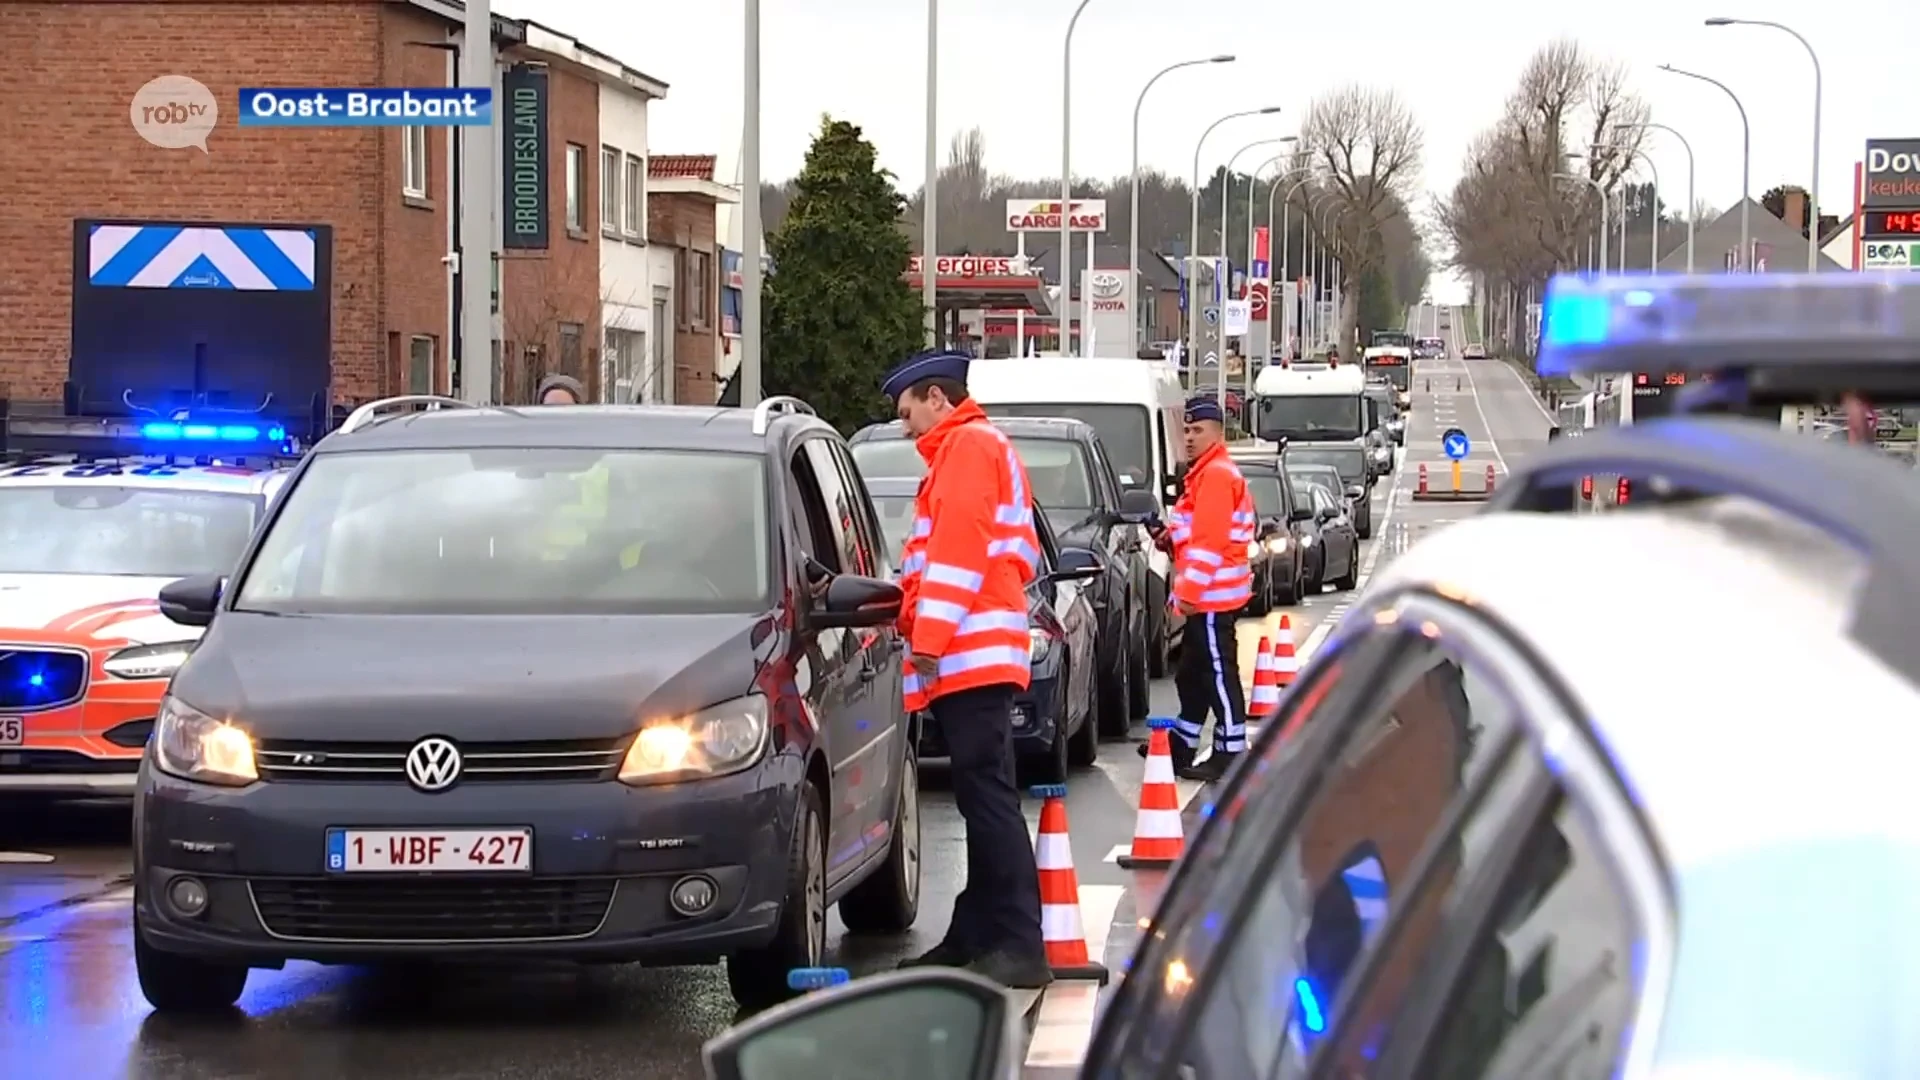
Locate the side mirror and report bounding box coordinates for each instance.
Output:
[701,969,1021,1080]
[1345,484,1365,500]
[1051,546,1104,582]
[159,573,224,628]
[811,574,903,629]
[1316,505,1340,524]
[1116,488,1159,523]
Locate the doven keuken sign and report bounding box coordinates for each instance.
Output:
[1865,139,1920,209]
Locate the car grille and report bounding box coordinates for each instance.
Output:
[255,737,626,783]
[0,647,89,711]
[249,877,617,941]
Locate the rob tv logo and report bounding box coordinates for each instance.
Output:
[130,75,219,152]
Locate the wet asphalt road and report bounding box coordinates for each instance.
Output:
[0,405,1450,1077]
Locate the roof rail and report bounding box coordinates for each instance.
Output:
[338,395,477,435]
[1487,415,1920,684]
[750,395,815,436]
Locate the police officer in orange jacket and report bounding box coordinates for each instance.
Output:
[1149,396,1256,781]
[884,349,1052,990]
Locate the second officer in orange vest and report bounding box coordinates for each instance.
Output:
[1148,396,1256,781]
[885,349,1052,990]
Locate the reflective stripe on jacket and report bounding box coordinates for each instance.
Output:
[895,400,1038,709]
[1168,441,1254,612]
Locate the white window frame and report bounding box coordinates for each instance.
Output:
[600,145,622,237]
[565,144,586,231]
[402,126,428,198]
[623,154,645,237]
[407,335,435,394]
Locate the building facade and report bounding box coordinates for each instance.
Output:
[646,155,738,406]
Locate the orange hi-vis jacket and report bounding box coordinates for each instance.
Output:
[894,399,1040,709]
[1167,441,1256,613]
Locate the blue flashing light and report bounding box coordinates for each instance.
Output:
[1536,271,1920,378]
[0,650,87,710]
[786,967,850,991]
[1293,977,1327,1033]
[141,421,286,443]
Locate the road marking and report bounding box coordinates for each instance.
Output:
[1456,331,1510,475]
[1025,883,1124,1070]
[0,852,55,864]
[1486,354,1560,425]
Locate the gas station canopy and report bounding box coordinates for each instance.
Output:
[904,255,1052,316]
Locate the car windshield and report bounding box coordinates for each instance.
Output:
[235,449,770,614]
[0,486,259,577]
[1288,467,1345,502]
[1255,394,1366,441]
[980,403,1151,487]
[1245,473,1288,519]
[871,494,916,553]
[1371,332,1411,349]
[1286,446,1365,484]
[852,435,1095,510]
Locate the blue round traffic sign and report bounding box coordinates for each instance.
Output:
[1442,428,1471,460]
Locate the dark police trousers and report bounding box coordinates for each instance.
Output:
[1174,610,1248,756]
[934,683,1046,960]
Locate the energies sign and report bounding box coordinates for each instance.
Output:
[1006,199,1107,232]
[908,255,1032,277]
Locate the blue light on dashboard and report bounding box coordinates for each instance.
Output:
[1293,977,1327,1033]
[140,421,286,443]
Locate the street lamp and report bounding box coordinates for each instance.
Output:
[922,0,937,346]
[1659,64,1751,270]
[1554,172,1609,275]
[741,0,763,405]
[1620,121,1697,271]
[1186,107,1280,355]
[1059,0,1097,356]
[1315,201,1349,352]
[1599,144,1663,273]
[1569,151,1629,272]
[1271,174,1313,357]
[1708,18,1822,271]
[1130,54,1233,357]
[1219,136,1295,272]
[1249,155,1304,273]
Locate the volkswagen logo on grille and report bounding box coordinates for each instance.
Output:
[404,737,463,791]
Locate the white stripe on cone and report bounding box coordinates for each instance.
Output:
[1041,902,1085,942]
[1035,831,1073,871]
[1132,807,1184,839]
[1142,752,1176,784]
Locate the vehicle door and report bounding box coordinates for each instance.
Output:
[1033,506,1095,724]
[788,440,869,882]
[1310,488,1352,578]
[817,439,908,846]
[1082,434,1139,654]
[1081,595,1656,1080]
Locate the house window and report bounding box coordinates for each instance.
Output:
[623,155,645,237]
[565,144,586,232]
[686,250,710,328]
[600,146,621,236]
[402,126,428,197]
[559,321,584,380]
[407,336,435,394]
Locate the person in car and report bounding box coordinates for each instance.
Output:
[883,348,1051,991]
[537,373,586,405]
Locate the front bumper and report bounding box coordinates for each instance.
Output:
[133,751,805,966]
[2,692,158,795]
[915,672,1060,761]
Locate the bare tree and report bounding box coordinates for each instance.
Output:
[1298,85,1424,355]
[501,254,601,403]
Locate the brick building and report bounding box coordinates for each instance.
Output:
[646,155,738,405]
[0,1,634,412]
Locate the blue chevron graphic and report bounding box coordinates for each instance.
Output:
[87,224,315,290]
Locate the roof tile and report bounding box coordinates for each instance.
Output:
[649,154,717,180]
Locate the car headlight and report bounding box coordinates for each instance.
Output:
[1264,536,1289,554]
[1300,532,1315,546]
[1245,541,1262,559]
[104,640,198,681]
[1028,628,1050,662]
[153,696,258,787]
[619,694,768,784]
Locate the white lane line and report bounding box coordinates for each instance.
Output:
[1457,349,1509,475]
[1025,883,1125,1070]
[1488,354,1559,425]
[0,852,55,864]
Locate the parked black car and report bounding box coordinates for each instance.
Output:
[1287,462,1361,592]
[133,394,921,1013]
[1284,443,1375,539]
[1230,450,1312,612]
[862,477,1102,783]
[849,418,1154,739]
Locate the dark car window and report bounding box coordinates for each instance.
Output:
[853,434,1097,515]
[1289,447,1366,485]
[980,402,1152,490]
[1244,471,1289,519]
[1291,468,1342,505]
[848,438,923,481]
[1084,436,1122,506]
[0,485,258,577]
[804,440,869,579]
[824,441,883,577]
[790,446,843,575]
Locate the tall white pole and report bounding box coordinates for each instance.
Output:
[1630,122,1697,272]
[1131,56,1232,360]
[1555,172,1608,275]
[457,0,493,403]
[739,0,763,405]
[922,0,938,345]
[1187,108,1275,380]
[1709,19,1822,270]
[1660,65,1750,271]
[1059,0,1095,356]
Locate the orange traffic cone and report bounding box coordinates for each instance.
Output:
[1029,784,1109,983]
[1249,635,1281,718]
[1116,718,1186,870]
[1272,614,1301,689]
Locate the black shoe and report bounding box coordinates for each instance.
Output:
[1178,753,1240,782]
[1138,738,1196,768]
[964,950,1055,990]
[899,941,973,969]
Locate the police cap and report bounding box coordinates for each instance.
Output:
[1184,396,1224,424]
[882,349,970,401]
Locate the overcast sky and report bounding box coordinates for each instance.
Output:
[507,0,1912,301]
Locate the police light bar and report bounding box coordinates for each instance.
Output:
[1,412,295,459]
[1537,272,1920,377]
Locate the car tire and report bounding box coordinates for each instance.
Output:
[1332,549,1359,591]
[727,784,827,1008]
[1095,635,1129,737]
[135,923,247,1012]
[839,750,922,935]
[1356,506,1373,540]
[1067,687,1099,769]
[1146,584,1171,679]
[1125,621,1150,725]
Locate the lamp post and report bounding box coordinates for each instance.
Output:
[921,0,937,346]
[1302,189,1336,349]
[1186,106,1280,362]
[741,0,763,405]
[1554,172,1609,275]
[1622,121,1696,271]
[1248,155,1304,274]
[1270,173,1312,358]
[1130,55,1233,358]
[1219,136,1294,272]
[1708,18,1821,270]
[1058,0,1097,355]
[1659,64,1751,270]
[1315,202,1348,354]
[1606,146,1663,272]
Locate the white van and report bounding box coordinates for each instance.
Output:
[965,355,1188,672]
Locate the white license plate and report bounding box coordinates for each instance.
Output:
[325,828,532,873]
[0,717,20,747]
